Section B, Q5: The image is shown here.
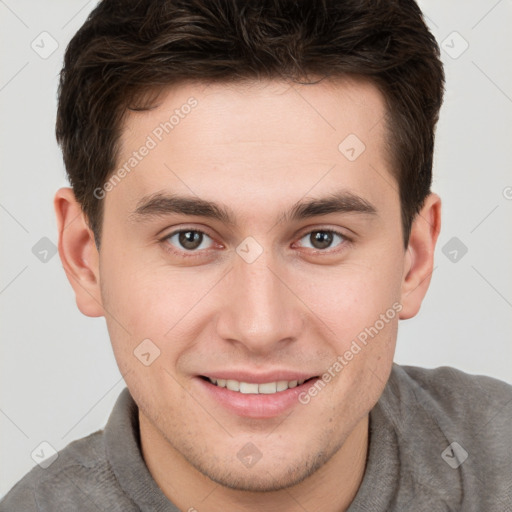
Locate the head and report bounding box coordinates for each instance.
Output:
[54,0,444,495]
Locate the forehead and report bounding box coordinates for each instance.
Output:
[108,77,395,223]
[120,76,388,150]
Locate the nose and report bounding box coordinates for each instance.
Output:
[214,250,304,355]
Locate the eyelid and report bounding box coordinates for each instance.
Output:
[295,225,352,241]
[158,223,217,239]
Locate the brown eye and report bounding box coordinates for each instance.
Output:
[311,231,333,249]
[298,230,345,250]
[165,230,213,251]
[179,231,202,250]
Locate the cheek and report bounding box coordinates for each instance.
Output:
[288,249,403,393]
[99,256,217,365]
[294,254,403,338]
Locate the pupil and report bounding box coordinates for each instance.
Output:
[311,231,332,249]
[179,231,202,250]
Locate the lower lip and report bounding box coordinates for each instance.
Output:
[195,377,320,419]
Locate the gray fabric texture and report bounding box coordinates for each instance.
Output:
[2,363,511,511]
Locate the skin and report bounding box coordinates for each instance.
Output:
[54,77,441,512]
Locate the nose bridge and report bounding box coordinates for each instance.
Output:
[215,250,302,352]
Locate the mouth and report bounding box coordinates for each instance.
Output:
[199,375,318,395]
[195,371,322,418]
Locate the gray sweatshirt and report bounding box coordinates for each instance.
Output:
[2,363,511,511]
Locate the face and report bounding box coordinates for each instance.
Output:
[96,78,407,491]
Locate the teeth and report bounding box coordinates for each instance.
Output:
[276,380,289,391]
[207,377,309,394]
[258,382,277,394]
[240,382,259,394]
[226,379,239,391]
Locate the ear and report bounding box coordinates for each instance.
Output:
[399,193,441,320]
[54,187,104,317]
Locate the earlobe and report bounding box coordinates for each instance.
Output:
[399,193,442,320]
[54,187,104,317]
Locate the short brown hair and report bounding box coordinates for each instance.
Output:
[56,0,445,248]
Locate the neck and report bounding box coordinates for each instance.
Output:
[139,412,369,512]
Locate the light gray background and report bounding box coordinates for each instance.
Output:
[1,0,511,498]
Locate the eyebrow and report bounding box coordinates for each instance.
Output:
[128,190,377,226]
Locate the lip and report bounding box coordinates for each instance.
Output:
[200,370,318,384]
[195,375,320,419]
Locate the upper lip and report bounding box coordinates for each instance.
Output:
[200,370,319,384]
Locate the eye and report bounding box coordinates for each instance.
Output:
[297,229,346,251]
[164,229,215,252]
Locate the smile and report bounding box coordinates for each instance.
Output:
[202,376,316,394]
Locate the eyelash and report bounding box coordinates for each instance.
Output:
[160,227,351,259]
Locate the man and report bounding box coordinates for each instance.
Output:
[2,0,511,510]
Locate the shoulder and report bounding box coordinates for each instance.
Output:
[395,363,512,418]
[375,364,512,507]
[0,430,117,512]
[388,363,512,461]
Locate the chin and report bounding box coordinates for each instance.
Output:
[190,447,333,493]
